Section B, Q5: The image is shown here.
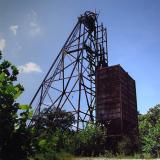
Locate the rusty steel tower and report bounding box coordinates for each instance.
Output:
[96,65,138,136]
[30,11,138,138]
[29,11,108,130]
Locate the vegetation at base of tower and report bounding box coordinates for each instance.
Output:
[139,104,160,157]
[0,50,160,159]
[117,136,135,155]
[0,51,33,160]
[28,98,160,158]
[31,107,76,159]
[31,123,107,159]
[73,123,107,156]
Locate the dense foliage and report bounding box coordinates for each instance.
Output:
[74,123,107,156]
[32,107,107,159]
[139,104,160,157]
[31,108,76,159]
[33,107,75,133]
[0,51,32,160]
[0,50,160,159]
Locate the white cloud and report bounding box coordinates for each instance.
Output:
[0,38,6,52]
[31,10,37,18]
[28,10,42,37]
[9,25,19,35]
[18,62,42,74]
[29,22,41,37]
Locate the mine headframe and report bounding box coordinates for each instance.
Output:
[29,11,108,131]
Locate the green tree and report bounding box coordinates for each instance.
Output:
[35,129,74,160]
[139,104,160,157]
[33,107,75,134]
[0,51,32,160]
[74,123,107,156]
[31,108,76,159]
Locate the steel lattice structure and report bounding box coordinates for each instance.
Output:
[30,11,108,130]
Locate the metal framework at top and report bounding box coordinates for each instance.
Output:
[30,11,108,130]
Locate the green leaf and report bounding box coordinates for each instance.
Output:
[2,60,11,69]
[13,86,23,99]
[6,85,16,94]
[19,105,30,110]
[28,110,33,119]
[11,65,19,75]
[0,72,6,81]
[39,139,47,147]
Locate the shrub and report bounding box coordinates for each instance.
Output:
[117,136,133,155]
[74,123,107,156]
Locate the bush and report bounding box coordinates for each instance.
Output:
[32,122,107,158]
[104,150,114,158]
[31,128,75,159]
[117,136,133,155]
[139,104,160,157]
[74,123,107,156]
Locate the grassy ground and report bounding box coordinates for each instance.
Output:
[74,158,155,160]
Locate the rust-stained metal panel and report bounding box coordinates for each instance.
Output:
[96,65,138,136]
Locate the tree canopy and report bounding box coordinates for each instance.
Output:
[139,104,160,157]
[0,51,32,160]
[0,50,160,159]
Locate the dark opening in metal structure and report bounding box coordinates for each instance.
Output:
[29,11,108,130]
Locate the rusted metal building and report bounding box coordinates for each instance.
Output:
[96,64,138,136]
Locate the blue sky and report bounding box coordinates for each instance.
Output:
[0,0,160,114]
